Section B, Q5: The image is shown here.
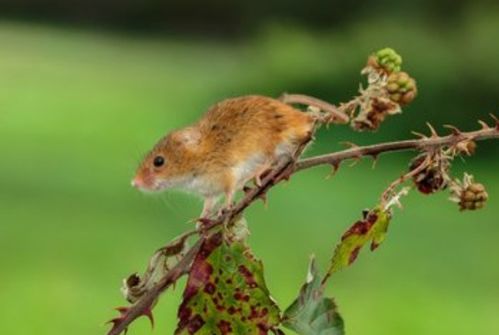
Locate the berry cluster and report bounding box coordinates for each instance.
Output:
[386,72,417,106]
[450,174,489,211]
[367,48,402,73]
[351,48,418,131]
[409,148,489,212]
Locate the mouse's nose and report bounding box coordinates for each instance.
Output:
[131,176,142,188]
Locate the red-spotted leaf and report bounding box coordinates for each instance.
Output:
[282,258,344,335]
[175,231,280,335]
[326,207,391,277]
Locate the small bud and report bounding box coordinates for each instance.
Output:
[386,71,418,106]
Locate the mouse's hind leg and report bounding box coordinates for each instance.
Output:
[254,163,272,187]
[224,189,235,210]
[220,174,237,214]
[201,196,219,218]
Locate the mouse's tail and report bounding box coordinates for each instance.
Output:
[278,93,350,125]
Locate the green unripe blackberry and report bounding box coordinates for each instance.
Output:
[373,48,402,73]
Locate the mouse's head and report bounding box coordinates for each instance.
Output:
[131,127,201,192]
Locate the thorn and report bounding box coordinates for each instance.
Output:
[106,318,128,335]
[341,141,359,149]
[371,154,378,169]
[340,141,362,166]
[349,157,361,167]
[333,161,340,172]
[197,217,212,225]
[489,113,499,127]
[274,164,294,183]
[106,306,132,335]
[478,120,490,129]
[107,317,122,326]
[326,162,340,179]
[443,124,462,136]
[426,122,438,137]
[115,306,129,314]
[411,131,427,139]
[143,307,155,328]
[256,192,268,206]
[197,217,214,233]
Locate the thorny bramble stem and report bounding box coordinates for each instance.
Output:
[107,121,498,335]
[108,241,202,335]
[295,125,499,172]
[380,155,430,204]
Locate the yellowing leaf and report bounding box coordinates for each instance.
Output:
[326,207,391,277]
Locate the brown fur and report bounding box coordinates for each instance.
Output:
[133,95,314,215]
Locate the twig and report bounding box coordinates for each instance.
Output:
[380,155,430,204]
[107,241,202,335]
[107,121,498,335]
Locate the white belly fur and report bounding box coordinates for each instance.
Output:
[232,153,267,189]
[232,141,297,189]
[175,141,299,198]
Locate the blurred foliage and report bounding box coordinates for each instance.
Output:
[1,0,497,35]
[0,2,498,335]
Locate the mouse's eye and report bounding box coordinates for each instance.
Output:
[153,156,165,167]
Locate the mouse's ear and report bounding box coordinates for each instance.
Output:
[174,127,201,148]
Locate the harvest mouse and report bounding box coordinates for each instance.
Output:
[132,95,342,218]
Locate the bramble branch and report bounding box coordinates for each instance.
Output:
[107,118,498,335]
[229,120,499,221]
[108,241,202,335]
[295,123,499,172]
[107,48,497,335]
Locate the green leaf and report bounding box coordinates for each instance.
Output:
[326,207,391,277]
[283,258,344,335]
[175,231,280,335]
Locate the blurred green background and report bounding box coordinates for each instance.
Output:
[0,1,498,334]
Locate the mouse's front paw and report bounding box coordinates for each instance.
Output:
[217,205,232,217]
[196,217,215,233]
